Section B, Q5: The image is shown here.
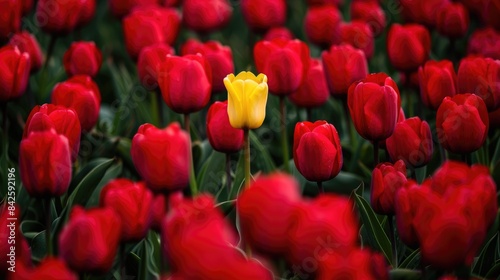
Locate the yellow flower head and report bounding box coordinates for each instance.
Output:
[223,71,268,130]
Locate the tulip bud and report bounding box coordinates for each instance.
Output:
[437,94,489,154]
[123,6,181,59]
[137,43,175,90]
[304,5,342,48]
[287,194,359,266]
[322,44,368,96]
[12,258,77,280]
[289,59,330,108]
[0,0,21,40]
[254,38,310,95]
[467,27,500,60]
[340,21,374,59]
[457,56,500,111]
[63,41,102,78]
[240,0,286,32]
[0,46,30,102]
[51,75,101,131]
[100,179,153,241]
[223,71,269,129]
[35,0,95,35]
[59,206,121,273]
[348,76,399,141]
[386,117,433,168]
[350,0,386,37]
[131,123,191,192]
[418,60,457,110]
[182,0,232,33]
[263,27,294,41]
[317,248,388,280]
[158,54,212,113]
[109,0,159,18]
[0,205,31,277]
[371,160,407,215]
[9,32,43,73]
[237,173,302,255]
[436,2,469,38]
[293,121,343,182]
[206,101,244,153]
[24,104,81,162]
[387,24,431,72]
[19,130,72,197]
[181,40,234,92]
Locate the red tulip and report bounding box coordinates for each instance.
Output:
[457,56,500,111]
[347,76,399,141]
[9,32,43,73]
[0,46,30,102]
[304,5,342,48]
[181,39,234,92]
[394,180,426,248]
[418,60,457,110]
[21,0,33,16]
[387,24,431,72]
[150,191,183,231]
[123,6,181,59]
[0,0,21,40]
[51,75,101,131]
[436,2,469,38]
[63,41,102,77]
[163,0,180,7]
[370,160,407,215]
[340,21,374,59]
[254,38,310,95]
[306,0,343,6]
[289,58,330,108]
[59,206,121,273]
[263,27,294,41]
[35,0,95,34]
[240,0,286,32]
[182,0,232,33]
[237,173,302,255]
[0,205,31,277]
[386,117,433,168]
[287,194,359,265]
[467,27,500,60]
[436,94,489,154]
[206,101,244,153]
[350,0,386,36]
[317,248,388,280]
[109,0,159,18]
[293,121,343,182]
[484,0,500,31]
[19,130,72,197]
[11,258,77,280]
[137,43,175,90]
[362,73,401,107]
[100,179,153,241]
[399,0,448,27]
[322,44,368,96]
[158,54,211,113]
[131,123,191,192]
[24,104,81,162]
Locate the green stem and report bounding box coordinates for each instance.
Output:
[373,141,379,166]
[306,107,312,121]
[184,114,198,196]
[156,89,164,127]
[44,199,52,256]
[388,215,398,268]
[280,97,290,173]
[226,153,232,197]
[317,181,324,194]
[244,129,251,188]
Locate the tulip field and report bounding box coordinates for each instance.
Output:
[2,0,500,279]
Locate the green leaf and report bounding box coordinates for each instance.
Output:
[486,260,500,279]
[196,150,226,194]
[473,233,498,276]
[86,161,123,207]
[67,158,112,196]
[354,193,393,265]
[389,269,421,280]
[249,131,276,172]
[30,231,46,262]
[230,153,245,200]
[399,249,421,269]
[414,166,427,184]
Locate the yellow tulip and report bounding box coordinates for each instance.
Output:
[223,71,268,130]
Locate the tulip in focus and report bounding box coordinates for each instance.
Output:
[387,24,431,72]
[131,123,191,192]
[0,46,30,102]
[158,54,212,114]
[206,101,244,154]
[100,179,153,241]
[59,206,121,273]
[223,71,268,130]
[304,5,342,48]
[436,94,489,154]
[9,32,43,73]
[293,121,343,183]
[63,41,102,77]
[418,60,457,110]
[137,43,175,89]
[371,160,407,215]
[51,75,101,131]
[289,58,330,108]
[240,0,286,32]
